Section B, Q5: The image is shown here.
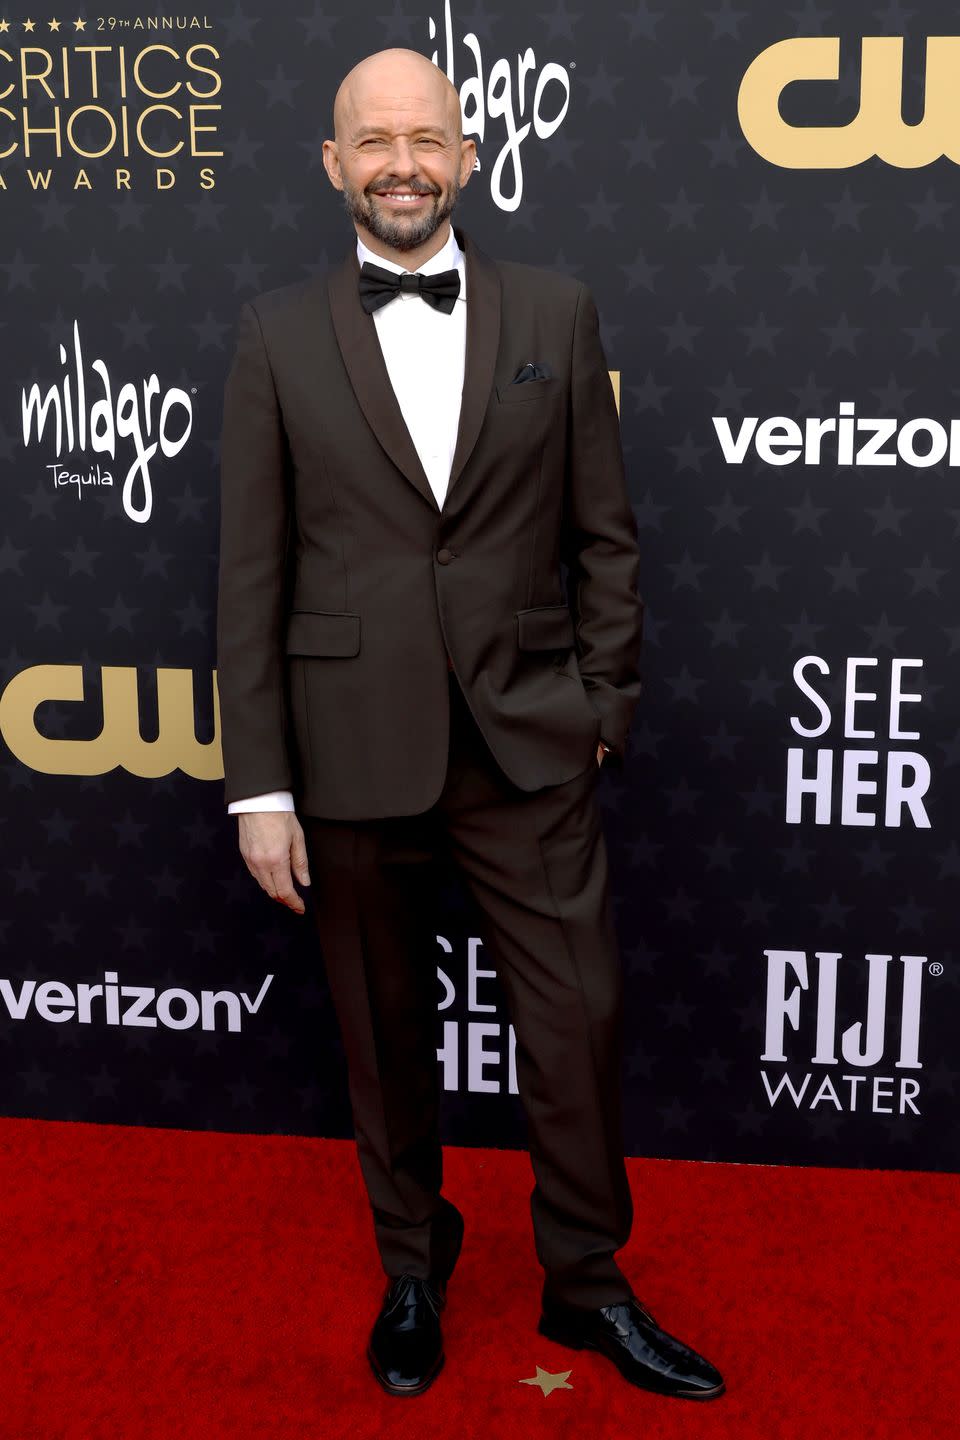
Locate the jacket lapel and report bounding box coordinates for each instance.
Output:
[325,223,501,514]
[327,242,435,510]
[446,226,501,506]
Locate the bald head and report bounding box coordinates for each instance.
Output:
[333,48,463,145]
[322,47,476,266]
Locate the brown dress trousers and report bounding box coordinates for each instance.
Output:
[302,666,635,1309]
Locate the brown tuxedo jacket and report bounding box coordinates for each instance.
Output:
[215,223,644,819]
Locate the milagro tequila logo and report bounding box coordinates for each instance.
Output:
[20,320,193,523]
[429,0,571,212]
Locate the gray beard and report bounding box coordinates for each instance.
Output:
[342,178,461,253]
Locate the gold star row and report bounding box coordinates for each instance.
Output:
[0,17,88,30]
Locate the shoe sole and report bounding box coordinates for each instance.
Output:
[537,1316,725,1402]
[367,1343,445,1397]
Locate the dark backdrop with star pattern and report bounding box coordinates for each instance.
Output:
[1,1,956,1173]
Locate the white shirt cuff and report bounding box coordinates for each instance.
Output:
[227,790,295,814]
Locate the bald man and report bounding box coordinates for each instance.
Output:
[217,47,724,1403]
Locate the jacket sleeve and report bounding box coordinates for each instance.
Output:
[561,282,644,767]
[215,300,296,806]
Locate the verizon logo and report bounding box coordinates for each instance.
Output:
[713,403,960,469]
[0,971,274,1034]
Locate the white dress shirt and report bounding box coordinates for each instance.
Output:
[227,225,467,815]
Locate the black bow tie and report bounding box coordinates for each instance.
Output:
[358,260,461,315]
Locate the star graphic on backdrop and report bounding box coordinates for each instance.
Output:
[825,185,868,230]
[861,612,905,650]
[709,371,751,409]
[785,493,828,534]
[741,312,781,353]
[742,187,785,229]
[542,133,583,173]
[866,250,908,293]
[661,188,702,229]
[702,126,745,167]
[520,1365,574,1395]
[621,126,663,168]
[37,191,75,231]
[708,492,749,531]
[909,187,951,230]
[579,60,623,106]
[232,130,267,170]
[662,315,705,354]
[220,6,260,44]
[663,61,704,105]
[540,0,582,40]
[871,375,914,411]
[704,609,746,647]
[701,250,742,291]
[707,0,746,37]
[628,371,670,412]
[905,312,948,355]
[825,552,867,593]
[905,555,947,594]
[297,4,339,44]
[780,249,824,293]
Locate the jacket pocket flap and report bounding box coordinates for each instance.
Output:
[516,604,575,651]
[285,610,361,656]
[496,377,560,405]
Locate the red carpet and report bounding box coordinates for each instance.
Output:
[0,1117,952,1439]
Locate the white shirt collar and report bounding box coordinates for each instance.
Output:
[355,225,466,298]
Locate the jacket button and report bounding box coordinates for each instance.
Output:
[436,547,455,564]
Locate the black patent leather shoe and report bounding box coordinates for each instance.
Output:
[538,1295,725,1401]
[367,1274,447,1396]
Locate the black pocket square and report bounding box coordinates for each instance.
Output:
[511,361,554,383]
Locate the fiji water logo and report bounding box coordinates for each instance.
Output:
[760,949,937,1116]
[429,0,572,212]
[21,319,193,523]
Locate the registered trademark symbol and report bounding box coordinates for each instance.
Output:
[191,387,197,393]
[569,61,575,68]
[929,962,943,976]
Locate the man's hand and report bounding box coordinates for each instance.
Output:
[237,811,311,915]
[596,742,606,767]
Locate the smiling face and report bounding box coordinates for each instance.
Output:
[323,49,476,263]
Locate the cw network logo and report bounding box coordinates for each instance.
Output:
[0,971,274,1033]
[739,36,960,169]
[0,663,222,780]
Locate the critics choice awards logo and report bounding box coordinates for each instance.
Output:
[0,13,220,189]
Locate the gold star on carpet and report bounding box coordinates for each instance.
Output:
[48,16,61,28]
[74,16,86,28]
[0,18,9,30]
[519,1365,574,1396]
[23,17,35,30]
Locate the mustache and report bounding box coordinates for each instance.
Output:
[366,181,439,196]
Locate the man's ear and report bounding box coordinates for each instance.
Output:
[460,139,477,185]
[321,140,342,191]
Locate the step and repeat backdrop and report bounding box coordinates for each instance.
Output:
[1,1,956,1172]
